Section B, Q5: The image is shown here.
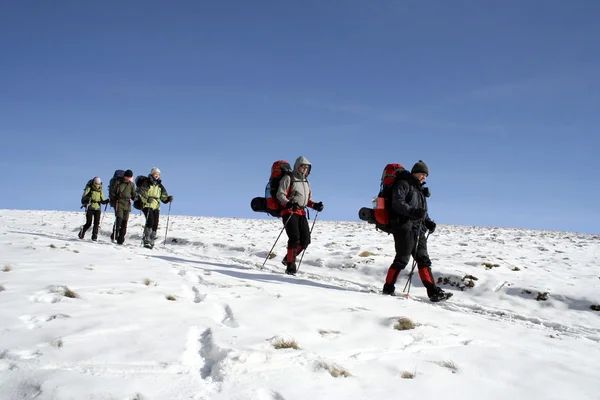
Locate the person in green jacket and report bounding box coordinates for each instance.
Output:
[137,167,173,248]
[78,177,109,241]
[109,169,136,245]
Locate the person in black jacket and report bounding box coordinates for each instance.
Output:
[382,160,448,302]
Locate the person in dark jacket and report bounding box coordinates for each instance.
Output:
[78,177,109,241]
[276,156,324,275]
[109,169,136,245]
[382,160,448,302]
[138,167,173,249]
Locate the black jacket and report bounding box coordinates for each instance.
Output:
[389,172,432,233]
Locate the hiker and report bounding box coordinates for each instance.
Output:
[276,156,324,275]
[78,177,109,241]
[109,169,135,245]
[381,160,448,302]
[137,167,173,248]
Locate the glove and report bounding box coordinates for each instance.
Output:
[425,219,436,233]
[101,199,110,205]
[168,195,174,203]
[312,202,324,212]
[410,207,426,220]
[422,187,431,198]
[286,202,299,211]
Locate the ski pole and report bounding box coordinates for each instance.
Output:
[403,225,428,294]
[99,203,108,230]
[261,213,293,269]
[296,211,319,273]
[163,201,172,246]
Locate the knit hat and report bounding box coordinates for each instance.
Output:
[124,169,133,178]
[411,160,429,176]
[150,167,161,175]
[93,177,102,185]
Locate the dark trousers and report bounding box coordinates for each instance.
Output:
[384,225,436,295]
[82,209,101,239]
[282,213,311,263]
[113,207,131,244]
[143,208,160,231]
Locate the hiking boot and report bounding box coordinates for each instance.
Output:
[151,230,158,240]
[78,228,85,239]
[91,237,98,242]
[382,283,396,296]
[285,262,297,275]
[110,232,115,241]
[429,287,449,302]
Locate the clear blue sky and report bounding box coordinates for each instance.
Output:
[1,0,598,233]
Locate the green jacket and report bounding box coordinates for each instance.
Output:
[82,185,107,211]
[110,179,136,212]
[139,177,169,210]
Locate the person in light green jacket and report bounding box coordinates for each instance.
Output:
[137,167,173,248]
[78,177,109,241]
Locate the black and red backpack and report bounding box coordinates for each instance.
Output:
[251,160,293,218]
[359,163,407,233]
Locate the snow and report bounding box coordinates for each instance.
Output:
[1,209,599,400]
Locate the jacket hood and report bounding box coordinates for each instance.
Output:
[293,156,312,177]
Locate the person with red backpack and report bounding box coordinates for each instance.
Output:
[381,160,449,302]
[276,156,324,275]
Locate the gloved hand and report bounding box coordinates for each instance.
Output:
[101,199,110,205]
[410,207,426,220]
[422,187,431,198]
[312,202,324,212]
[286,202,299,211]
[167,195,174,203]
[425,219,436,233]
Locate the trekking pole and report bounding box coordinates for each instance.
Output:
[163,201,172,246]
[261,214,293,269]
[403,229,430,294]
[296,211,319,273]
[112,201,119,242]
[99,203,108,230]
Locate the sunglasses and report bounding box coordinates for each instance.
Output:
[299,165,309,169]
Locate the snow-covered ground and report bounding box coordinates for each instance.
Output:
[1,209,599,400]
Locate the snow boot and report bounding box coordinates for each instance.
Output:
[382,283,396,296]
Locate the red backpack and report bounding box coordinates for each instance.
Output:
[251,160,293,218]
[359,163,406,232]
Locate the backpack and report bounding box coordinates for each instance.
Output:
[250,160,292,218]
[133,175,150,210]
[358,163,406,233]
[108,170,125,207]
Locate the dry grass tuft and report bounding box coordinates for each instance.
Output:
[482,262,500,269]
[130,394,146,400]
[50,244,57,249]
[401,371,415,379]
[437,360,459,373]
[143,278,153,286]
[63,287,80,299]
[317,361,351,378]
[394,317,416,331]
[358,251,375,257]
[73,250,80,254]
[268,252,277,259]
[3,264,11,272]
[52,339,64,348]
[511,267,521,271]
[272,338,300,350]
[165,294,177,301]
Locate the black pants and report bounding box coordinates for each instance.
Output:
[384,225,436,295]
[143,208,160,231]
[282,213,311,264]
[82,209,101,239]
[113,207,131,244]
